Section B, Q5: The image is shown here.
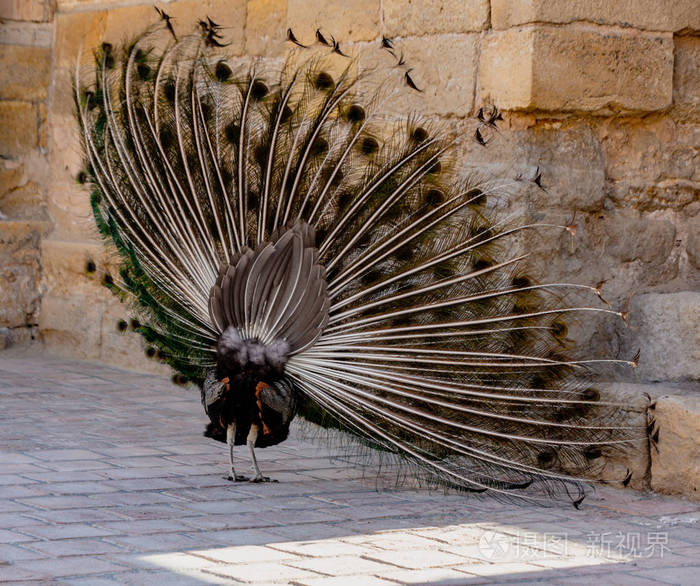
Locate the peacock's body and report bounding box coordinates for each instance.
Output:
[76,15,645,505]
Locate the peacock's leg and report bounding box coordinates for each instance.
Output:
[226,423,248,482]
[247,424,276,483]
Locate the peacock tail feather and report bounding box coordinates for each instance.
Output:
[75,18,645,506]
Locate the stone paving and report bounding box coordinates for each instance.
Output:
[0,354,699,585]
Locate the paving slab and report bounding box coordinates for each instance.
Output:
[0,354,699,585]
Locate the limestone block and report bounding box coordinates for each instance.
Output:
[40,237,123,365]
[39,239,177,374]
[0,0,49,22]
[0,101,37,157]
[40,239,114,299]
[0,21,53,48]
[479,28,534,110]
[622,292,700,383]
[46,117,100,241]
[246,0,287,56]
[603,212,676,266]
[0,220,51,328]
[491,0,700,33]
[480,26,673,113]
[54,10,108,69]
[359,34,477,117]
[0,45,51,101]
[599,117,699,210]
[383,0,489,36]
[55,1,246,70]
[0,153,49,199]
[595,383,652,491]
[287,0,379,42]
[39,293,105,360]
[0,163,24,198]
[101,0,246,54]
[674,36,700,108]
[651,390,700,500]
[0,181,47,221]
[457,120,607,211]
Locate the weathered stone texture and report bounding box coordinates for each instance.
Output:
[103,0,246,52]
[0,180,46,221]
[0,21,53,47]
[479,28,534,111]
[360,34,477,117]
[383,0,489,36]
[0,220,50,328]
[651,391,700,500]
[0,45,51,101]
[39,293,105,360]
[41,290,170,373]
[54,10,108,69]
[598,117,699,211]
[40,239,110,299]
[458,120,607,211]
[54,0,246,69]
[45,113,100,241]
[0,101,37,157]
[622,292,700,383]
[491,0,700,32]
[0,45,51,102]
[532,26,673,112]
[246,0,287,56]
[603,212,676,266]
[480,26,674,113]
[0,0,52,22]
[287,0,379,42]
[39,239,171,373]
[597,383,651,491]
[674,36,700,109]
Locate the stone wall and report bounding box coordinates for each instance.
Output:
[0,1,53,348]
[1,0,697,381]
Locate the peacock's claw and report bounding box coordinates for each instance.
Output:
[250,474,277,483]
[226,474,250,482]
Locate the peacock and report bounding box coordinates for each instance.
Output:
[74,13,646,506]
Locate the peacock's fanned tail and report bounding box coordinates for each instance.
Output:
[76,19,645,505]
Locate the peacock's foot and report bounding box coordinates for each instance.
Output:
[226,474,250,482]
[250,474,278,483]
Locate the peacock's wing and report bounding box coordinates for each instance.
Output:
[76,19,646,504]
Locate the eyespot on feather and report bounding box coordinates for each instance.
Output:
[251,80,269,100]
[361,137,379,155]
[345,104,365,123]
[315,71,334,91]
[215,60,232,81]
[411,127,428,142]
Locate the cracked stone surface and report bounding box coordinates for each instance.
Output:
[0,354,699,585]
